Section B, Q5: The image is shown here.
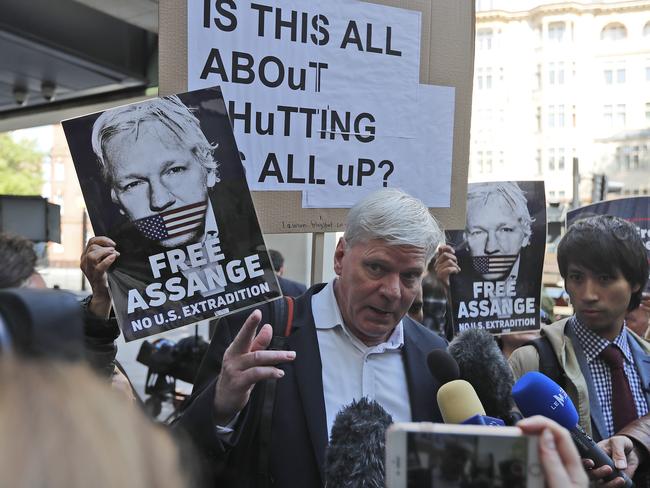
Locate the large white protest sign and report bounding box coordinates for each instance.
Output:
[301,84,454,208]
[161,0,475,231]
[187,0,456,207]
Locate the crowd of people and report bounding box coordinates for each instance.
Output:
[1,186,649,488]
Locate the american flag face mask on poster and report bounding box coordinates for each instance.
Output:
[471,255,518,277]
[133,201,207,241]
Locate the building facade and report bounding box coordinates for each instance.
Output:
[472,0,650,202]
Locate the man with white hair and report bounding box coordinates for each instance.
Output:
[91,95,220,249]
[176,188,448,488]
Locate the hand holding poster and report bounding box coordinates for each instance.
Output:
[445,181,547,335]
[63,87,281,341]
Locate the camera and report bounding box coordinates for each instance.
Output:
[136,332,209,419]
[0,288,85,361]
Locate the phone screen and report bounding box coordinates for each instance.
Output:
[404,430,534,488]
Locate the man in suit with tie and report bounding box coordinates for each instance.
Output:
[510,215,650,486]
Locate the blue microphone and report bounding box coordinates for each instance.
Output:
[513,372,634,488]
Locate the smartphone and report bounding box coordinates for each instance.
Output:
[386,423,543,488]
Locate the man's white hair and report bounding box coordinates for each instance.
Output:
[344,188,443,264]
[466,182,533,239]
[91,95,219,185]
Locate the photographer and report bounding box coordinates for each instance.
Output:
[0,232,120,376]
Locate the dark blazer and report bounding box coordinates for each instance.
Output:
[175,283,448,487]
[277,275,307,297]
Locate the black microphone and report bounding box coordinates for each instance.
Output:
[426,349,460,386]
[513,372,634,487]
[448,328,521,424]
[324,397,393,488]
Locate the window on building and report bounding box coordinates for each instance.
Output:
[548,22,566,42]
[477,28,493,50]
[536,106,542,132]
[646,102,650,123]
[548,105,555,128]
[604,63,626,84]
[549,190,556,197]
[644,21,650,36]
[557,105,565,127]
[476,68,492,90]
[558,148,565,170]
[601,23,627,41]
[616,104,626,126]
[604,69,613,84]
[603,104,613,126]
[559,190,566,197]
[548,148,556,170]
[485,151,493,173]
[536,64,541,89]
[549,62,556,84]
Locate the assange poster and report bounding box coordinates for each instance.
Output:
[446,181,547,335]
[567,197,650,292]
[62,87,281,341]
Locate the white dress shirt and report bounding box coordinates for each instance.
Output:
[312,280,412,438]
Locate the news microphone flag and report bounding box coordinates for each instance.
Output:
[133,201,207,241]
[472,255,517,275]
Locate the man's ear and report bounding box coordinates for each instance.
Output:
[522,232,531,248]
[333,237,346,276]
[110,188,119,205]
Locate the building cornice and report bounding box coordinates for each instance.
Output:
[477,1,650,23]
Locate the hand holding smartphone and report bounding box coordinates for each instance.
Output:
[385,423,543,488]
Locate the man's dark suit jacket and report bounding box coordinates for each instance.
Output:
[277,275,307,297]
[175,283,448,488]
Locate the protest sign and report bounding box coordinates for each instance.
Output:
[62,87,281,341]
[159,0,475,232]
[567,197,650,292]
[187,0,453,207]
[446,181,547,335]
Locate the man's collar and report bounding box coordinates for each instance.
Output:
[571,316,632,363]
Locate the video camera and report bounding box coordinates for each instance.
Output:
[0,288,85,360]
[136,332,209,418]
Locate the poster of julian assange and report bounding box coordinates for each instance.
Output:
[446,181,547,335]
[63,87,281,341]
[567,196,650,292]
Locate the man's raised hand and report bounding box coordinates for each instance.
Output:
[214,309,296,425]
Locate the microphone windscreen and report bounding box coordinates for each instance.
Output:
[324,397,393,488]
[449,328,515,420]
[511,371,579,429]
[427,349,460,386]
[436,379,486,424]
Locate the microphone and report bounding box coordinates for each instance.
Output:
[513,371,634,488]
[426,349,460,386]
[323,397,393,488]
[436,379,505,426]
[449,328,521,424]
